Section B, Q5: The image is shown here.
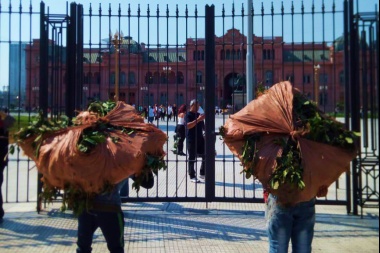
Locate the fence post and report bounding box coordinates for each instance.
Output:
[66,3,77,120]
[343,0,352,214]
[37,1,48,213]
[205,4,215,202]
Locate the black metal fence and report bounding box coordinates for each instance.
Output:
[0,0,378,215]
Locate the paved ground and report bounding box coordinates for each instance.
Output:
[0,201,379,253]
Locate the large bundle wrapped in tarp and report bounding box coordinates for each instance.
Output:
[17,101,167,194]
[221,81,359,205]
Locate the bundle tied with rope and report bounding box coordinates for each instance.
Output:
[15,101,167,214]
[220,81,359,205]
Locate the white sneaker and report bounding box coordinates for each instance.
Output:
[190,177,200,183]
[199,175,205,181]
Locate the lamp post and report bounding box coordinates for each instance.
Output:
[314,64,320,105]
[110,31,124,101]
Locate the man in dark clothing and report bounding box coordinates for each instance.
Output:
[0,108,15,221]
[186,99,205,183]
[172,104,177,121]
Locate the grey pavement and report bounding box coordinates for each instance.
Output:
[0,201,378,253]
[1,114,379,252]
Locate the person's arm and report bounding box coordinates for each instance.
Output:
[187,114,205,129]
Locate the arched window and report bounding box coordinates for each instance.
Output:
[94,72,100,85]
[196,71,203,84]
[128,71,135,85]
[88,72,93,84]
[177,71,184,84]
[154,71,160,84]
[83,73,88,84]
[120,72,126,86]
[265,71,273,87]
[226,50,231,60]
[339,71,344,86]
[110,72,115,85]
[145,72,153,84]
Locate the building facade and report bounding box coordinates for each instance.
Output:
[25,29,345,112]
[9,42,28,108]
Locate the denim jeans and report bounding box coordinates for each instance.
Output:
[266,194,316,253]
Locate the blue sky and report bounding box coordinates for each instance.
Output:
[0,0,378,88]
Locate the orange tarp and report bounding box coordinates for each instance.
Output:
[18,102,167,193]
[222,81,358,205]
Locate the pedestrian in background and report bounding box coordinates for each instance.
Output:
[148,105,154,124]
[167,104,173,121]
[186,99,205,183]
[172,104,177,121]
[0,108,15,222]
[172,104,186,156]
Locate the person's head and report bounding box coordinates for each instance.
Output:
[178,104,187,114]
[189,99,199,112]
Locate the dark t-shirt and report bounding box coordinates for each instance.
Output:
[186,111,204,142]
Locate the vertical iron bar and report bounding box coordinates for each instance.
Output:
[343,0,351,214]
[38,1,47,213]
[349,0,360,215]
[205,4,215,202]
[66,2,76,120]
[77,4,84,110]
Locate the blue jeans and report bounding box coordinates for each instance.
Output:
[266,194,316,253]
[77,209,125,253]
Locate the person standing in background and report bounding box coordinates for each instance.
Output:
[172,104,177,121]
[172,104,187,156]
[148,105,154,124]
[0,108,15,222]
[167,104,173,121]
[186,99,205,183]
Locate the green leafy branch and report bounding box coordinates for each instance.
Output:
[269,137,304,190]
[132,154,166,192]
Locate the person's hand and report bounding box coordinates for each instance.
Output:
[197,114,206,121]
[316,185,328,198]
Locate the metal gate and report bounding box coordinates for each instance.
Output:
[345,0,379,215]
[1,1,378,214]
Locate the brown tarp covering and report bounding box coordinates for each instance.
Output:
[222,81,358,205]
[18,102,167,193]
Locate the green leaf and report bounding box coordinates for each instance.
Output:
[345,137,353,144]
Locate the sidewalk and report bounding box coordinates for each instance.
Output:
[0,201,378,253]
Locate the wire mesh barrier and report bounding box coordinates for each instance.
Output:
[0,1,378,215]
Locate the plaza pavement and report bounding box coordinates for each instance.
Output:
[0,114,379,253]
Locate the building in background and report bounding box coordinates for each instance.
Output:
[9,42,28,108]
[25,29,346,112]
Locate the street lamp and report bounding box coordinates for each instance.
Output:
[110,30,124,101]
[314,64,320,105]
